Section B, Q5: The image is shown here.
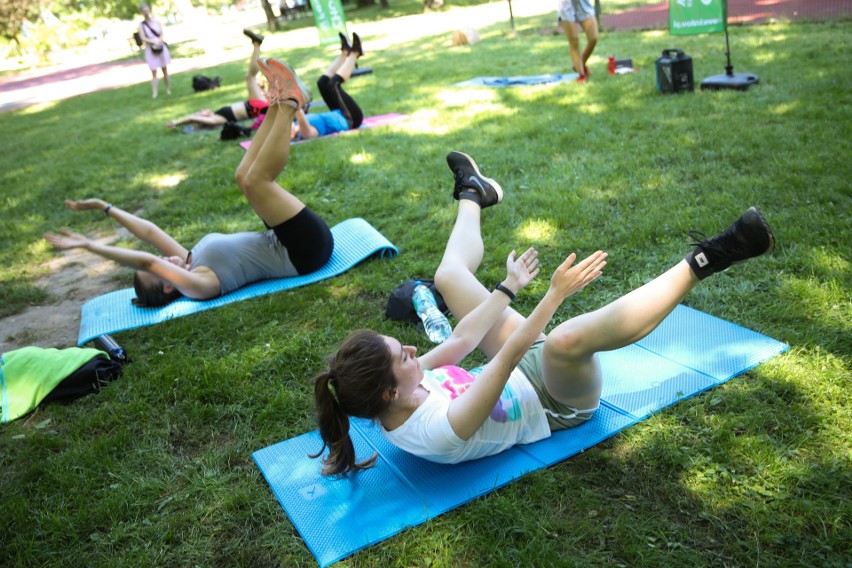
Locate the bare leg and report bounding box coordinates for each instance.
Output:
[165,112,229,128]
[246,42,264,100]
[433,200,530,359]
[579,17,599,69]
[541,261,699,409]
[150,69,159,98]
[234,104,305,226]
[163,66,171,95]
[560,21,583,76]
[324,51,359,82]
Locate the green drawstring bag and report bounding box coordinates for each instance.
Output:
[1,346,123,423]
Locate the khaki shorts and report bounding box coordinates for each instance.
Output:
[516,340,598,431]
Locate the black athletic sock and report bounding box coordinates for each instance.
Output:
[458,190,482,207]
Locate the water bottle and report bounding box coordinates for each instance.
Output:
[93,334,128,363]
[411,283,452,344]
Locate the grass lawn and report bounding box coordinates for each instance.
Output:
[1,6,850,567]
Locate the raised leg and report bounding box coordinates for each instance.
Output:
[317,51,363,128]
[434,154,527,359]
[245,42,264,100]
[541,261,699,410]
[234,104,305,226]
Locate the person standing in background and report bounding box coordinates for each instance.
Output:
[139,3,171,98]
[557,0,599,83]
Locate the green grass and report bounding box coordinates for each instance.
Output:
[1,9,850,567]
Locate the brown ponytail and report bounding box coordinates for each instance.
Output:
[311,329,396,476]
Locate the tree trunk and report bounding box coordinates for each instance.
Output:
[380,0,389,8]
[260,0,280,30]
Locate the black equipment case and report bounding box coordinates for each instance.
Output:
[656,48,694,94]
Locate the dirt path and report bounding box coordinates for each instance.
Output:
[1,234,128,352]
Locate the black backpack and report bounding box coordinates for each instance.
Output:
[385,279,450,325]
[220,121,253,140]
[192,75,222,92]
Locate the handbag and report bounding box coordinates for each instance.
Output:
[142,21,167,54]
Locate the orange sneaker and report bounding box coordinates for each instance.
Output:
[258,57,312,112]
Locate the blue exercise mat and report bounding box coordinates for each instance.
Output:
[253,305,788,567]
[453,72,580,88]
[77,218,397,346]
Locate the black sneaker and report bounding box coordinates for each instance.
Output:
[243,29,264,45]
[686,207,775,279]
[446,151,503,208]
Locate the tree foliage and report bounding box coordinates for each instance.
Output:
[0,0,39,42]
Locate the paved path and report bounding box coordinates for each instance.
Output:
[603,0,852,31]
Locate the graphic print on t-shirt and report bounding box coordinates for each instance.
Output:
[433,366,523,423]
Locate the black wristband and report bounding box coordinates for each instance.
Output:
[103,204,113,216]
[495,283,515,301]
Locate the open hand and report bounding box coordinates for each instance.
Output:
[549,250,608,300]
[504,247,540,293]
[44,229,93,250]
[65,198,106,211]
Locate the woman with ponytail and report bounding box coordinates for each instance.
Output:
[312,152,775,475]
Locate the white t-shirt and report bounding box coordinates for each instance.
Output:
[380,365,551,464]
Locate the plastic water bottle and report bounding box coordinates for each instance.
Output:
[411,283,452,344]
[93,334,128,363]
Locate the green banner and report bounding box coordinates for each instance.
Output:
[312,0,348,46]
[670,0,726,35]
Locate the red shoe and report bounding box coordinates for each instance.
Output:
[577,74,587,84]
[583,64,591,77]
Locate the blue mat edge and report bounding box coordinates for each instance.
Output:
[77,218,397,346]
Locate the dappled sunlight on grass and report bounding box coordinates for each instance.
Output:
[408,102,515,135]
[349,151,375,165]
[516,218,558,244]
[150,172,187,191]
[435,88,498,108]
[770,101,800,115]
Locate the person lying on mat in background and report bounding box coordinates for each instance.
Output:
[46,59,332,308]
[165,29,270,129]
[311,152,776,475]
[289,32,365,141]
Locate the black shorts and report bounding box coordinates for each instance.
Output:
[213,105,238,123]
[270,207,334,274]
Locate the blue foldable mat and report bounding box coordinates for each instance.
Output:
[77,218,397,346]
[453,72,579,88]
[253,305,789,566]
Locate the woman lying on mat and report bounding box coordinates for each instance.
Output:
[289,32,366,141]
[165,30,270,129]
[46,59,332,308]
[312,152,776,475]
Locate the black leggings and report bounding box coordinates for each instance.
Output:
[317,74,363,129]
[269,207,334,274]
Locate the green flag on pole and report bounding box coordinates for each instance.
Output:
[312,0,348,46]
[670,0,726,35]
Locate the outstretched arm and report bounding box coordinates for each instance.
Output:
[43,229,217,299]
[64,199,188,259]
[446,250,608,440]
[418,247,540,370]
[293,109,319,140]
